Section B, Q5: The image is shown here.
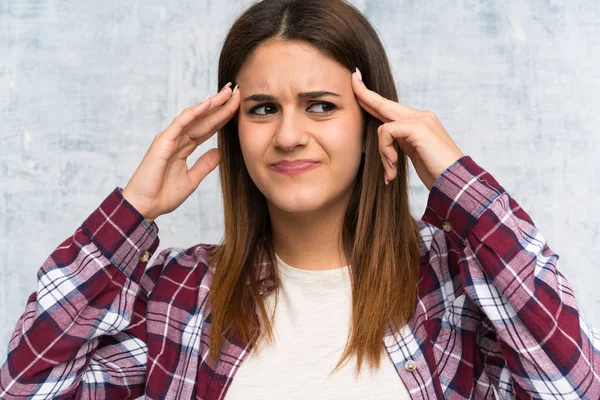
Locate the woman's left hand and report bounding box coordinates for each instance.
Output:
[351,68,465,191]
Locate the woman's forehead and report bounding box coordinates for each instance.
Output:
[236,40,350,95]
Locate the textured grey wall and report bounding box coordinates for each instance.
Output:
[1,0,599,364]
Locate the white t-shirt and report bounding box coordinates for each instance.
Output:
[225,254,411,399]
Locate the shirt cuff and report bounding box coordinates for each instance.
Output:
[420,156,506,247]
[81,187,160,282]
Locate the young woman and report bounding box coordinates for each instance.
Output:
[1,0,599,399]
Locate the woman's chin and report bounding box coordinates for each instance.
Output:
[265,192,331,215]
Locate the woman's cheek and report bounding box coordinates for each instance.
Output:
[237,121,271,179]
[323,120,363,159]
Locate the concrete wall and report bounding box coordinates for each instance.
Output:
[1,0,599,364]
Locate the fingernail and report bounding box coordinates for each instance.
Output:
[355,67,363,81]
[232,84,239,95]
[220,82,232,92]
[386,157,394,168]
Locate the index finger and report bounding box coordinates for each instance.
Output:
[351,70,419,122]
[164,83,235,141]
[186,85,241,142]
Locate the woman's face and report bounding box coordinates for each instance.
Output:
[235,38,364,215]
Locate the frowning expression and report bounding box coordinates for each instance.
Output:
[235,38,364,215]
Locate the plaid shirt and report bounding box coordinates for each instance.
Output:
[1,155,599,399]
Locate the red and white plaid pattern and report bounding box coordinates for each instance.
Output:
[1,156,599,399]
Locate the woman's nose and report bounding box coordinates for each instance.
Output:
[272,109,309,151]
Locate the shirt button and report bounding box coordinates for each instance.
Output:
[441,220,451,232]
[139,250,151,263]
[404,360,417,372]
[258,282,267,295]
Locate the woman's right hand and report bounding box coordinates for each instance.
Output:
[122,83,240,223]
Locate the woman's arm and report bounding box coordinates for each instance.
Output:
[422,156,600,398]
[0,188,161,399]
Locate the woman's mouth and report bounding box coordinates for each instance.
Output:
[270,160,321,176]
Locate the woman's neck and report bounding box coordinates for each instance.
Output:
[268,195,351,271]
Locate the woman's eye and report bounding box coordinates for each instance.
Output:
[307,102,337,114]
[250,104,278,116]
[248,101,338,117]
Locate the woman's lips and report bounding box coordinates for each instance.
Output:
[270,161,321,175]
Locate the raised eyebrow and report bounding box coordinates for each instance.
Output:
[243,91,341,102]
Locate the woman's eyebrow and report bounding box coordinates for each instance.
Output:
[243,91,341,102]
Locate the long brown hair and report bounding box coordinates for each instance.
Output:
[208,0,421,376]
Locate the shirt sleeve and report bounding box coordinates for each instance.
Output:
[0,187,163,399]
[421,155,600,399]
